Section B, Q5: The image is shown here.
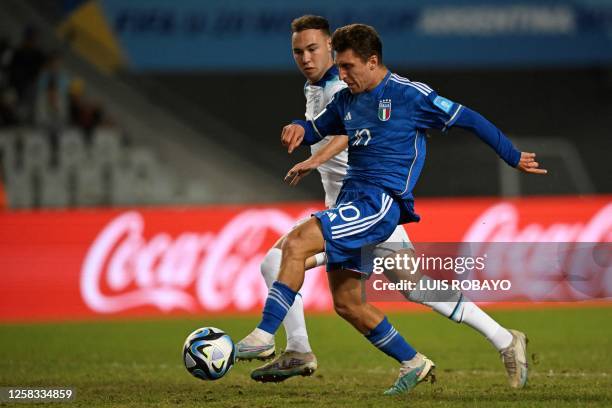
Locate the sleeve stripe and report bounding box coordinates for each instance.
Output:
[309,118,324,140]
[392,74,433,94]
[311,106,327,139]
[390,74,432,95]
[390,77,430,96]
[410,82,433,95]
[442,105,464,132]
[391,73,410,81]
[445,104,464,127]
[313,107,327,121]
[413,81,433,92]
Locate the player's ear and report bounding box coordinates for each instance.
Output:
[326,37,332,52]
[368,55,378,70]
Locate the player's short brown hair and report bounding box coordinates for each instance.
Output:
[291,15,331,36]
[331,24,383,64]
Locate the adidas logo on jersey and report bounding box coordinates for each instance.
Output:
[344,111,352,121]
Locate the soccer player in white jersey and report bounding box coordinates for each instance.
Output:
[237,16,537,391]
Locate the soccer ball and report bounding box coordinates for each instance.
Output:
[183,327,236,381]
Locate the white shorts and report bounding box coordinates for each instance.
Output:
[371,225,414,260]
[384,225,413,248]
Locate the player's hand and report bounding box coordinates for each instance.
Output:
[516,152,547,174]
[284,158,319,186]
[281,124,305,154]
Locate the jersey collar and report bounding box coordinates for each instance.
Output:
[310,65,339,87]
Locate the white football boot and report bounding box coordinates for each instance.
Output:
[235,331,276,361]
[500,329,528,388]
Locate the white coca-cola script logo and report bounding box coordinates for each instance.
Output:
[81,210,330,314]
[462,202,612,300]
[81,202,611,313]
[463,202,612,243]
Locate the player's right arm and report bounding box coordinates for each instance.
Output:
[284,135,349,186]
[281,92,346,154]
[281,124,306,154]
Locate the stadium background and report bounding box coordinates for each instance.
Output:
[0,1,610,407]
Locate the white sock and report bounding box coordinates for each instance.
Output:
[260,248,312,353]
[410,276,513,351]
[285,294,312,353]
[457,301,513,351]
[286,335,311,354]
[424,301,457,318]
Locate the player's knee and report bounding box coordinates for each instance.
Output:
[333,299,360,323]
[282,230,306,260]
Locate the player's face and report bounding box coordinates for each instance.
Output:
[335,49,378,94]
[292,29,333,83]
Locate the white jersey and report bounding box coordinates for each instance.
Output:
[303,66,348,208]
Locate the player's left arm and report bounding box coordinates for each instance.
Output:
[415,90,547,175]
[452,106,547,174]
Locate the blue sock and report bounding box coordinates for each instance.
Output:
[365,316,417,362]
[257,281,298,334]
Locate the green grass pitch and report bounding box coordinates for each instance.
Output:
[1,306,611,407]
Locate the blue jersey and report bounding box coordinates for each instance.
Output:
[298,70,520,220]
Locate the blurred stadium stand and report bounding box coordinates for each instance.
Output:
[133,69,611,198]
[0,0,301,209]
[0,0,610,210]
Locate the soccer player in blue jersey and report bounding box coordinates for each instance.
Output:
[236,14,416,384]
[237,15,427,384]
[240,22,546,395]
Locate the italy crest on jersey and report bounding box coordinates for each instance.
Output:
[378,99,391,121]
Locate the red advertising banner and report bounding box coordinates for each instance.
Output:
[0,196,610,322]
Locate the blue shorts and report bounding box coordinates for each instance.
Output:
[313,181,400,275]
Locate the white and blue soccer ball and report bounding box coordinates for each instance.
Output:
[183,327,236,381]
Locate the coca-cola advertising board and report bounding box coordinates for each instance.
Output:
[0,196,610,322]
